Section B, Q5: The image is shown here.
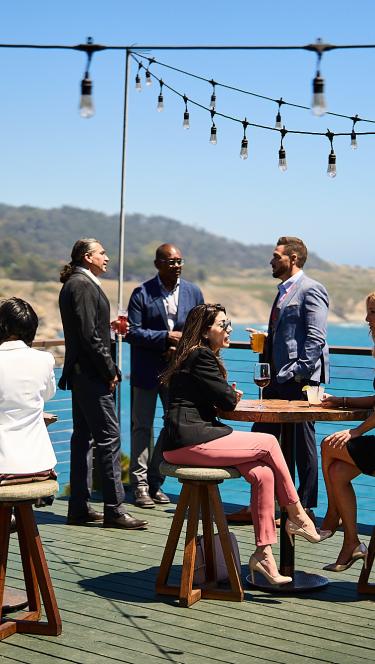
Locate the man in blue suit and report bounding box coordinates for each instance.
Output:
[127,243,204,508]
[228,236,329,524]
[254,236,329,514]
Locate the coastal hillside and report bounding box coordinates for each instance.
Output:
[0,203,374,336]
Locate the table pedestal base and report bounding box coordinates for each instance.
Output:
[246,570,329,593]
[2,587,28,614]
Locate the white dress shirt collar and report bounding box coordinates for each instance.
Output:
[0,340,28,351]
[278,269,304,298]
[76,266,102,287]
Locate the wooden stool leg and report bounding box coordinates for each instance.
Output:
[179,485,201,607]
[0,506,12,622]
[156,483,192,595]
[358,528,375,595]
[14,504,62,635]
[205,484,244,601]
[200,485,216,583]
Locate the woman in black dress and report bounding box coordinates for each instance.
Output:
[320,291,375,571]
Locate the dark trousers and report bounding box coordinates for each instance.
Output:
[252,378,318,508]
[130,384,168,491]
[68,372,125,519]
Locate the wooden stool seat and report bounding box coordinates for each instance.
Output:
[156,462,244,607]
[0,479,62,640]
[358,526,375,595]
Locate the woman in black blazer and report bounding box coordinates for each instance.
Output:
[161,304,330,586]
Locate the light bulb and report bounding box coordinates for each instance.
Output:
[210,92,216,111]
[209,124,217,144]
[145,69,152,86]
[278,147,287,172]
[275,111,282,130]
[240,137,248,160]
[135,74,142,91]
[312,74,327,116]
[327,151,336,178]
[183,110,190,129]
[157,93,164,112]
[351,130,358,150]
[79,76,94,118]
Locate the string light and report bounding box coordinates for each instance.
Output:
[278,127,288,172]
[240,119,249,159]
[157,80,164,111]
[79,37,95,118]
[326,130,336,177]
[209,79,216,110]
[311,41,327,116]
[275,99,283,129]
[209,110,217,144]
[183,95,190,129]
[135,62,142,91]
[350,114,359,150]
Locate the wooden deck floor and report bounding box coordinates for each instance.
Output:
[1,497,374,664]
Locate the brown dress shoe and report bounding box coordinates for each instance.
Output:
[67,507,104,525]
[103,512,148,529]
[134,486,155,509]
[226,507,281,527]
[150,489,170,504]
[226,507,253,524]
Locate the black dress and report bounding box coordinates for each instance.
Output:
[346,378,375,476]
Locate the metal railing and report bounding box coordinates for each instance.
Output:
[35,337,374,524]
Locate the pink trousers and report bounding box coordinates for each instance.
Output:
[164,431,299,546]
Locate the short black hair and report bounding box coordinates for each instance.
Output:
[0,297,38,345]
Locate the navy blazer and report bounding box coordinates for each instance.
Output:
[126,276,204,389]
[265,273,329,384]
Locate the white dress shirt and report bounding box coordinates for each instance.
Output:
[0,340,57,473]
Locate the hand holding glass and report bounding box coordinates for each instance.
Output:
[254,363,271,407]
[116,308,128,336]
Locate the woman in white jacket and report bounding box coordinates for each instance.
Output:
[0,297,57,481]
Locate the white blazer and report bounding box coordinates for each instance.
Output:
[0,340,57,474]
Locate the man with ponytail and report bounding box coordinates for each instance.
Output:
[59,239,147,530]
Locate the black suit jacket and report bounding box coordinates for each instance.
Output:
[162,346,237,451]
[58,271,117,389]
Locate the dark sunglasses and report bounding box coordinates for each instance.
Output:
[217,319,232,331]
[158,258,185,267]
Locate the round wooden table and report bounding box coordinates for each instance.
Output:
[219,398,371,592]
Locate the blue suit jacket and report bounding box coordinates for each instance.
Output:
[266,273,329,384]
[126,276,204,389]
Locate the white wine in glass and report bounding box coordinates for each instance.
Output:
[253,362,271,408]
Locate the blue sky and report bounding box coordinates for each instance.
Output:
[1,1,375,266]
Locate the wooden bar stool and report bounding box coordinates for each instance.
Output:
[358,526,375,595]
[0,479,62,640]
[156,462,244,607]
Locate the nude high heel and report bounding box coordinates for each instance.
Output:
[323,543,368,572]
[249,555,292,586]
[286,518,332,546]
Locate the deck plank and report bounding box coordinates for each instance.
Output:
[1,498,374,663]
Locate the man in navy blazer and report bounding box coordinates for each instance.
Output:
[253,236,329,515]
[127,243,204,507]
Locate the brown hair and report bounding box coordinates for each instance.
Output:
[160,303,227,385]
[60,238,100,283]
[277,236,307,268]
[366,292,375,350]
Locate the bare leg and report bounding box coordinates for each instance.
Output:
[329,459,361,565]
[320,439,358,532]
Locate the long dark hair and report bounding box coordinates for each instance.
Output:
[0,297,38,346]
[160,303,227,385]
[60,238,99,283]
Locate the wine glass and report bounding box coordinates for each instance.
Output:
[253,362,271,408]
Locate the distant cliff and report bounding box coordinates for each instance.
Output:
[0,203,374,334]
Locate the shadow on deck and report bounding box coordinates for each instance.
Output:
[2,497,374,664]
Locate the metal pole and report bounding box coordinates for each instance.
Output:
[116,48,131,425]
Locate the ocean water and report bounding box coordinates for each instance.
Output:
[50,321,374,525]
